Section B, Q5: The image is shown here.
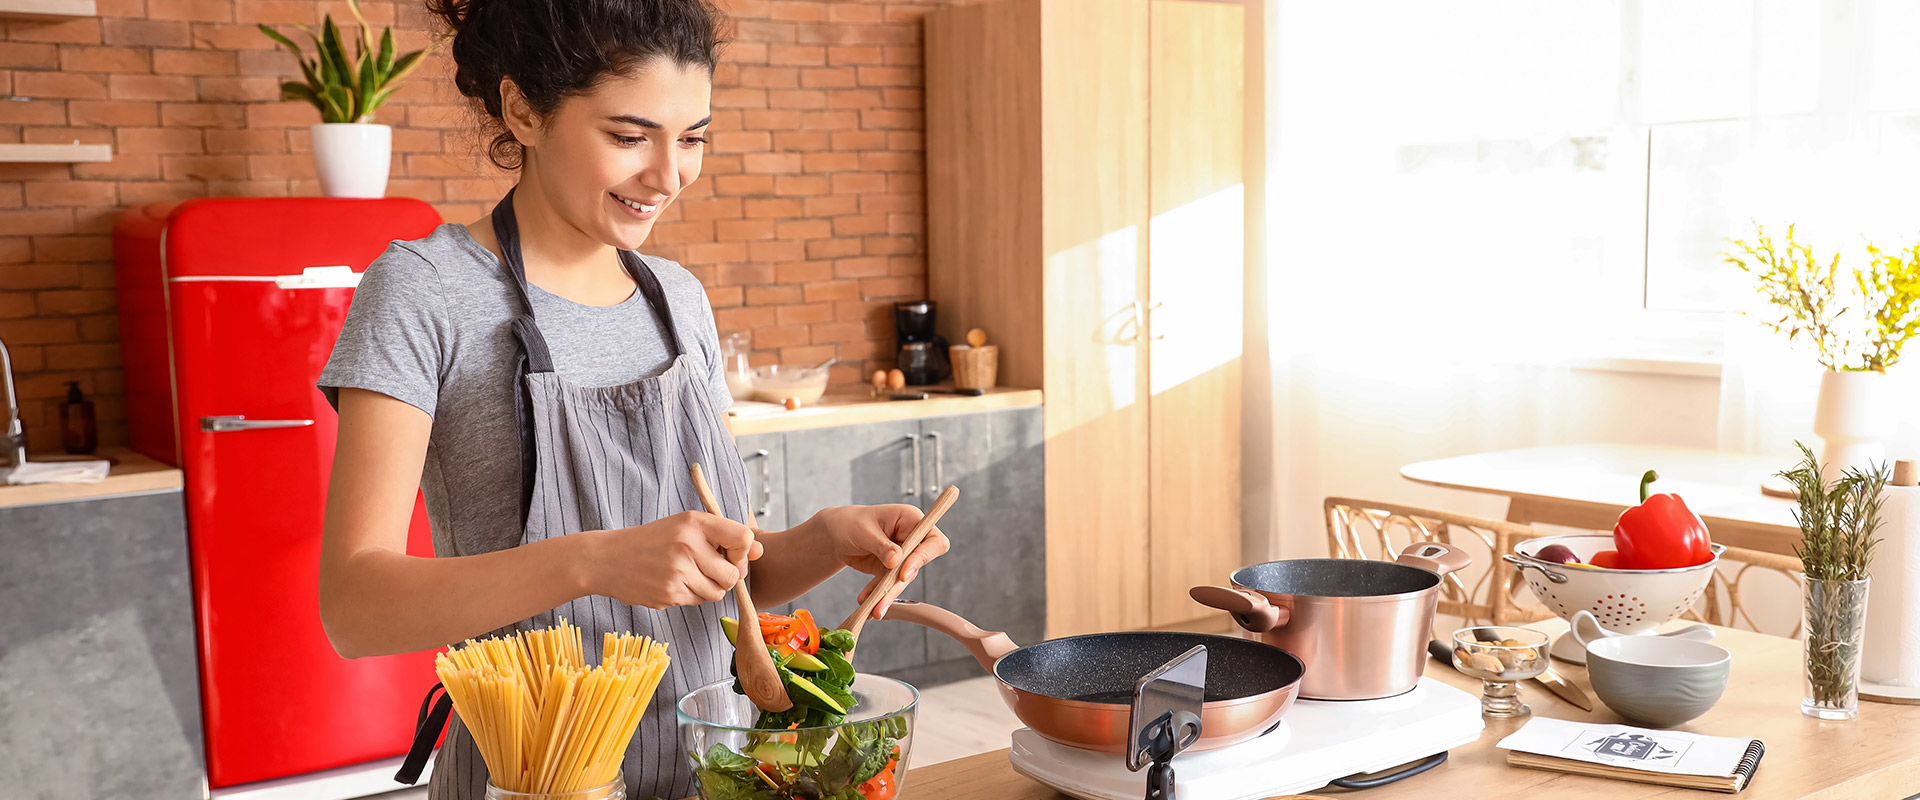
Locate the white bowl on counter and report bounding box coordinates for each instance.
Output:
[749,364,830,405]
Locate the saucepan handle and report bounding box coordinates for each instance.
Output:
[1503,553,1569,584]
[1328,751,1449,789]
[1396,541,1471,577]
[1189,585,1290,633]
[882,600,1020,671]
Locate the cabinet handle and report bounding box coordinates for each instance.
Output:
[903,433,920,498]
[1147,301,1166,341]
[743,448,772,519]
[926,431,943,495]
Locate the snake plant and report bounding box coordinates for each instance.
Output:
[258,0,436,124]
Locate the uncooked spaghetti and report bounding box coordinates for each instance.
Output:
[435,619,672,793]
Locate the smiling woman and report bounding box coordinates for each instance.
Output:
[310,1,952,799]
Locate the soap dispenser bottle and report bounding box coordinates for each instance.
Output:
[60,381,96,455]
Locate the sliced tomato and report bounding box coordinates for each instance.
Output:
[858,761,898,800]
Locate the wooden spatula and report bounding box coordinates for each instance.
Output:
[839,484,960,644]
[690,462,792,712]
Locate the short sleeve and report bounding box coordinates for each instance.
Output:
[318,242,450,417]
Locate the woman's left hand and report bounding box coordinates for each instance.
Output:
[813,504,951,619]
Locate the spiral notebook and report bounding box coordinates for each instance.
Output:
[1497,718,1765,793]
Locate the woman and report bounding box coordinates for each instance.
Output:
[315,1,949,797]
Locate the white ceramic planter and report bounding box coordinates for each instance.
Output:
[310,123,391,198]
[1812,369,1893,484]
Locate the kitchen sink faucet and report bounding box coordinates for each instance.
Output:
[0,337,23,469]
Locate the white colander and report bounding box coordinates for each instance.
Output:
[1505,534,1723,663]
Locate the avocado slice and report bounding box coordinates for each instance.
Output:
[786,672,847,714]
[721,616,740,645]
[786,651,828,671]
[750,740,806,767]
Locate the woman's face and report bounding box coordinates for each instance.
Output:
[517,58,712,250]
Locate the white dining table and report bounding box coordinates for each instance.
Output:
[1401,444,1803,556]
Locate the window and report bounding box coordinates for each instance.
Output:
[1270,0,1920,363]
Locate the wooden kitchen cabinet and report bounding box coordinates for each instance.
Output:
[925,0,1245,636]
[734,405,1046,688]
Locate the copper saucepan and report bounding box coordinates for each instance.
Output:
[1191,541,1472,700]
[884,600,1303,752]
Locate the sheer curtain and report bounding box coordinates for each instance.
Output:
[1255,0,1920,567]
[1255,1,1627,559]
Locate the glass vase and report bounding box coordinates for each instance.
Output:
[1802,576,1871,720]
[483,777,624,800]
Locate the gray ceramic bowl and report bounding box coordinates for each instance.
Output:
[1583,632,1731,728]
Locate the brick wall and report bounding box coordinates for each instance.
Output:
[0,0,953,451]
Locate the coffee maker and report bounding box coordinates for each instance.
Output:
[894,300,951,386]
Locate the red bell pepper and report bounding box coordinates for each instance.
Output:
[1613,470,1713,569]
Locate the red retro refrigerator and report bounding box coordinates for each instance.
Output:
[115,198,444,792]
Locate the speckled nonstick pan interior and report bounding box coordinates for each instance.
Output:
[885,600,1304,752]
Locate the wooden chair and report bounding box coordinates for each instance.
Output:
[1324,498,1555,626]
[1693,546,1805,638]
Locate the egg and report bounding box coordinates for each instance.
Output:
[784,396,802,411]
[887,369,906,390]
[871,369,888,389]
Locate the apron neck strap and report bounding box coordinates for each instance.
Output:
[490,187,558,374]
[616,249,686,358]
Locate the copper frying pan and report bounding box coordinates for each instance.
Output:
[884,600,1303,752]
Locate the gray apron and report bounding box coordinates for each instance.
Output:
[399,188,751,800]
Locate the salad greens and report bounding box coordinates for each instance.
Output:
[696,612,903,800]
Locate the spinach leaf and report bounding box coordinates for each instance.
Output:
[703,743,758,772]
[820,628,856,652]
[819,650,856,689]
[694,767,773,800]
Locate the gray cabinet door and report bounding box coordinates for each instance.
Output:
[920,408,1047,666]
[0,492,204,799]
[736,433,788,532]
[736,433,792,616]
[782,420,929,675]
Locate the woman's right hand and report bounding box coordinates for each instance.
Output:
[587,511,761,609]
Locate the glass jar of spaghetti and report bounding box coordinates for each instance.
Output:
[484,776,625,800]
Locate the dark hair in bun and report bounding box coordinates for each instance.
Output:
[425,0,729,170]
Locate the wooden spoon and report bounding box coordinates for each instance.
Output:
[839,484,960,644]
[690,462,792,712]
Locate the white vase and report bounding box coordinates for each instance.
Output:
[1812,369,1893,484]
[310,123,391,198]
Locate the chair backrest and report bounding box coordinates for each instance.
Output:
[1694,545,1804,638]
[1324,497,1553,626]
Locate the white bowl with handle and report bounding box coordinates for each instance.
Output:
[1505,534,1722,663]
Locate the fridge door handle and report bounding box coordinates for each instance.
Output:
[201,415,316,433]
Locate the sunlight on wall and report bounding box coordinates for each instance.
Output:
[1150,183,1245,395]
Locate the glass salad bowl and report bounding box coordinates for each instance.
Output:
[678,674,917,800]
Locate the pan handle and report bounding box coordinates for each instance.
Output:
[1188,585,1289,633]
[883,600,1020,672]
[1395,541,1471,577]
[1327,751,1449,789]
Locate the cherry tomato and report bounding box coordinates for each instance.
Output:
[1589,550,1625,569]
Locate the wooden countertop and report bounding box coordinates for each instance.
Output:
[727,386,1043,436]
[0,447,183,510]
[904,623,1920,800]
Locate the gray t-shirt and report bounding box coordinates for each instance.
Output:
[319,223,733,558]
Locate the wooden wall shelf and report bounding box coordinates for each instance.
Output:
[0,143,113,163]
[0,0,96,20]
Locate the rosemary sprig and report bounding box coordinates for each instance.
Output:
[1780,441,1886,581]
[1779,442,1886,710]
